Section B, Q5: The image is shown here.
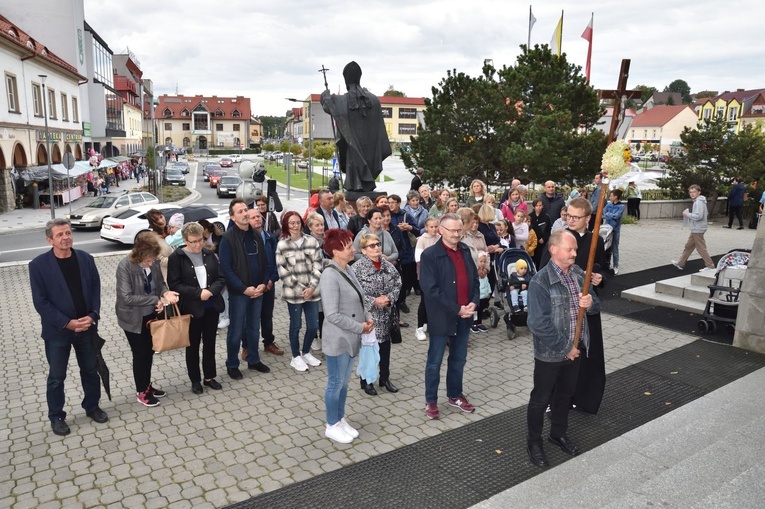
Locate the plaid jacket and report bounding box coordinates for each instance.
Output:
[276,235,323,304]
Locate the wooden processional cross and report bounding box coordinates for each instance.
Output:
[573,59,642,351]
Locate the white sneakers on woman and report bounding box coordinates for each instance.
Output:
[303,352,322,366]
[290,355,308,372]
[325,418,359,443]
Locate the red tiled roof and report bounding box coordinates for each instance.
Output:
[630,105,694,127]
[307,93,425,106]
[713,88,765,104]
[157,94,252,120]
[0,14,85,80]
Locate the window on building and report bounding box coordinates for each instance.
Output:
[214,109,224,117]
[717,106,725,119]
[32,83,42,116]
[182,123,190,131]
[398,108,417,119]
[630,129,635,138]
[381,107,392,118]
[181,108,189,116]
[704,109,712,120]
[163,108,173,118]
[72,97,79,122]
[232,109,241,118]
[92,41,114,88]
[643,130,647,138]
[5,73,20,113]
[398,123,417,135]
[48,87,57,119]
[729,107,738,121]
[652,129,656,138]
[164,123,172,130]
[216,124,223,131]
[61,93,69,121]
[183,137,190,147]
[233,124,240,131]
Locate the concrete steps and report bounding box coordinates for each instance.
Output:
[621,271,715,314]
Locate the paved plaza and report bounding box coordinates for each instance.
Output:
[0,204,760,507]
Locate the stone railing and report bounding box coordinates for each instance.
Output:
[637,197,728,219]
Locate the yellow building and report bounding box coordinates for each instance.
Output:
[695,88,765,132]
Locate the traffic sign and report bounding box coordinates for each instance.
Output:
[63,152,75,170]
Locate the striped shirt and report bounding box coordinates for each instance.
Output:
[551,262,581,346]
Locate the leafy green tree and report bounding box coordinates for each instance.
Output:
[260,116,286,139]
[263,142,276,152]
[664,79,692,104]
[290,143,302,156]
[278,140,291,152]
[383,86,406,97]
[314,143,335,161]
[403,45,606,190]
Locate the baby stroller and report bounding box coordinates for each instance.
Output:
[697,249,750,336]
[496,248,537,340]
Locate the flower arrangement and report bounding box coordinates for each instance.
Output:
[600,140,631,179]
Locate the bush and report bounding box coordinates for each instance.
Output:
[621,215,637,225]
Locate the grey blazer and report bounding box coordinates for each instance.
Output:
[318,260,368,357]
[115,256,169,334]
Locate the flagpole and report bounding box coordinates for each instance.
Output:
[527,5,532,51]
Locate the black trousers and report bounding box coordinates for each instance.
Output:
[398,262,418,306]
[474,298,490,325]
[527,356,581,443]
[186,307,219,383]
[728,206,744,228]
[124,313,157,393]
[417,293,427,328]
[378,340,391,384]
[261,285,275,345]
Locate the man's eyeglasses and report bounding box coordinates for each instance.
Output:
[566,214,587,221]
[440,226,463,234]
[365,242,381,249]
[186,238,204,245]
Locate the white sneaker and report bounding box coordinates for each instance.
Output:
[422,324,427,332]
[325,422,353,444]
[339,417,360,439]
[415,327,427,341]
[671,260,684,271]
[613,267,619,275]
[303,352,322,367]
[311,338,322,351]
[699,267,716,273]
[217,317,230,329]
[290,355,308,372]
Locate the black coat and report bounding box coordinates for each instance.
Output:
[167,247,226,318]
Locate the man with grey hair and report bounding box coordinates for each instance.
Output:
[421,213,480,420]
[29,219,108,436]
[317,189,340,230]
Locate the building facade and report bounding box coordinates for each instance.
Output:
[627,105,698,155]
[695,88,765,133]
[156,94,252,151]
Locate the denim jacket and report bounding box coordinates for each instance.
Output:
[527,262,600,362]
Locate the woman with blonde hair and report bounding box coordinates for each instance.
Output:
[428,188,452,219]
[465,179,488,208]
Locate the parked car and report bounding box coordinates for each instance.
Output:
[67,191,159,229]
[100,203,182,244]
[217,176,242,198]
[163,168,186,186]
[659,154,669,163]
[268,151,283,161]
[209,169,228,188]
[229,154,242,163]
[101,204,229,245]
[203,163,221,182]
[220,158,233,168]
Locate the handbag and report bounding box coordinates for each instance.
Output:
[149,303,191,352]
[389,306,402,344]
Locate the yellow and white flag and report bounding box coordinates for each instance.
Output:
[550,11,563,56]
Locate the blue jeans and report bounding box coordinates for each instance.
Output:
[611,228,621,269]
[287,301,319,358]
[44,332,101,421]
[425,317,470,403]
[226,293,262,368]
[325,353,355,426]
[510,288,528,307]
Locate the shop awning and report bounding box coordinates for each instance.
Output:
[105,156,132,163]
[18,163,93,184]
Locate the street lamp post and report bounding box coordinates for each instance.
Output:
[286,97,313,193]
[39,75,55,219]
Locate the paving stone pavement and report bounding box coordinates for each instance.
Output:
[0,218,757,508]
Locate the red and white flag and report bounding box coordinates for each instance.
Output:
[581,13,594,84]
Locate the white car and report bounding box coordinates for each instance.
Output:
[100,203,181,245]
[101,204,229,245]
[67,192,159,229]
[229,154,242,163]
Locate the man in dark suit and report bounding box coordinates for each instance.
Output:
[29,219,108,436]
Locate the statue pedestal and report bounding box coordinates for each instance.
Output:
[733,218,765,353]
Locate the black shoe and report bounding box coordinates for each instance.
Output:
[527,442,549,467]
[723,225,732,228]
[204,379,223,390]
[548,435,581,456]
[360,380,378,396]
[399,302,410,314]
[227,367,243,380]
[398,321,410,328]
[51,418,70,436]
[380,380,399,393]
[191,382,204,395]
[737,226,745,230]
[248,362,271,373]
[86,407,109,424]
[414,289,421,296]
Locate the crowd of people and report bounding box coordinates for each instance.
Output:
[29,172,635,465]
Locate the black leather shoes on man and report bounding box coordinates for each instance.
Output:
[527,442,549,467]
[548,435,581,456]
[227,368,243,380]
[87,407,109,424]
[248,362,271,373]
[204,379,223,390]
[192,382,204,395]
[51,418,70,436]
[360,379,378,396]
[379,380,399,393]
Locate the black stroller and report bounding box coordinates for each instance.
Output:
[496,248,537,340]
[697,249,750,336]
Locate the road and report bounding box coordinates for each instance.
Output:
[0,155,312,264]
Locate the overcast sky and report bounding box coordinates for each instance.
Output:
[85,0,765,117]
